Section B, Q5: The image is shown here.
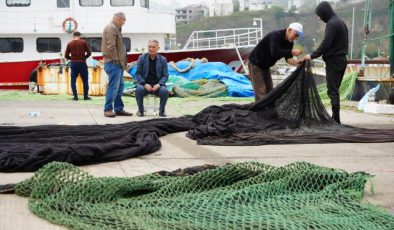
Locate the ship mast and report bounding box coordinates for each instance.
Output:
[389,0,394,76]
[360,0,371,67]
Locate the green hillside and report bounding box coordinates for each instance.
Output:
[176,0,390,59]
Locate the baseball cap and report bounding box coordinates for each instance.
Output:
[288,22,303,38]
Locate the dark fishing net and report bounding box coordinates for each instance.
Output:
[187,62,394,145]
[1,63,394,172]
[0,117,195,172]
[12,161,394,229]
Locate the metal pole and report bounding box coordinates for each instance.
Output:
[389,0,394,76]
[260,19,263,39]
[351,7,355,59]
[361,0,372,67]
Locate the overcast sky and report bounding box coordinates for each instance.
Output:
[151,0,210,12]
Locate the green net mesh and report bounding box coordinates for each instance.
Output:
[173,79,228,98]
[15,161,394,229]
[317,71,358,103]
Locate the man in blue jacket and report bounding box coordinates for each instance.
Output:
[135,40,169,117]
[304,1,349,124]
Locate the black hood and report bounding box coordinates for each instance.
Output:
[315,1,336,23]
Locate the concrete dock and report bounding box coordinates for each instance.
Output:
[0,99,393,230]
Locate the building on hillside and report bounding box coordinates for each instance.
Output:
[239,0,273,11]
[288,0,363,10]
[315,0,364,5]
[208,0,234,17]
[176,5,209,24]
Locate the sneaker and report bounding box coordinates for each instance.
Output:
[136,111,145,117]
[72,96,78,101]
[104,110,116,118]
[84,96,92,100]
[159,112,167,117]
[115,110,133,116]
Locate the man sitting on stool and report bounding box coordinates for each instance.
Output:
[135,39,169,117]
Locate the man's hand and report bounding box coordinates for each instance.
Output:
[292,49,303,56]
[304,54,312,61]
[144,84,153,92]
[286,58,303,66]
[152,84,160,92]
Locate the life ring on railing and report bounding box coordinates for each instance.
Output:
[62,17,78,33]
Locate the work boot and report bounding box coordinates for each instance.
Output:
[332,106,341,124]
[136,111,145,117]
[72,96,78,101]
[84,96,92,100]
[104,110,116,118]
[115,110,133,116]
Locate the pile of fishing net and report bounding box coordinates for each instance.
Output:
[1,62,394,172]
[127,59,253,97]
[172,78,228,97]
[186,64,394,145]
[10,161,394,229]
[317,71,358,103]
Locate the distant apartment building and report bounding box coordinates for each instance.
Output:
[288,0,364,10]
[175,5,209,24]
[315,0,364,4]
[208,0,234,17]
[239,0,273,11]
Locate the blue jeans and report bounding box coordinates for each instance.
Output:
[135,84,169,114]
[104,62,124,112]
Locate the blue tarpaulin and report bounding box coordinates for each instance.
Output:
[128,60,254,97]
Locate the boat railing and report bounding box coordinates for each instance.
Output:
[183,27,261,50]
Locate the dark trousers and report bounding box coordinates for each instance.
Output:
[325,56,347,111]
[248,62,273,101]
[70,62,89,98]
[135,84,169,114]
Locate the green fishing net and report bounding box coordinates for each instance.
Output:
[173,79,228,98]
[317,71,358,103]
[15,161,394,229]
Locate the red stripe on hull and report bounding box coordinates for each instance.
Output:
[0,59,60,90]
[0,47,254,90]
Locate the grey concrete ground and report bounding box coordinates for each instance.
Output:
[0,99,393,230]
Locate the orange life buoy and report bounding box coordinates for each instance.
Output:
[62,17,78,33]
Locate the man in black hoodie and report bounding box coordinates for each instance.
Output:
[304,1,349,124]
[248,22,304,101]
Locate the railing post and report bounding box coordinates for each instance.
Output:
[248,29,250,46]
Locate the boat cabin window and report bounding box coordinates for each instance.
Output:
[6,0,31,7]
[36,38,61,53]
[111,0,134,6]
[57,0,70,8]
[0,38,23,53]
[140,0,149,9]
[85,37,102,52]
[85,37,130,52]
[79,0,103,7]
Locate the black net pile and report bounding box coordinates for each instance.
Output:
[1,63,394,172]
[0,117,195,172]
[187,63,394,145]
[13,161,394,229]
